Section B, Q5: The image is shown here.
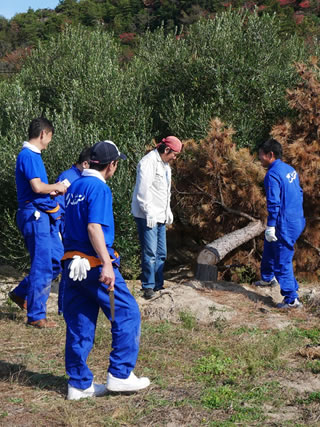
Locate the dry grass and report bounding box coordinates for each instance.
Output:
[1,288,320,426]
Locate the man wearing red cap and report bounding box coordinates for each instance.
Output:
[131,136,182,299]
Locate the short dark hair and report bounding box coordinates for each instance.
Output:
[258,138,282,159]
[28,117,54,140]
[77,147,91,164]
[89,162,108,171]
[157,143,173,154]
[89,160,118,171]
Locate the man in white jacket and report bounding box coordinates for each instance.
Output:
[131,136,182,299]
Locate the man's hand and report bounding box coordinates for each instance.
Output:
[68,256,91,281]
[146,215,156,229]
[265,226,278,242]
[99,263,115,291]
[166,211,173,225]
[51,182,68,196]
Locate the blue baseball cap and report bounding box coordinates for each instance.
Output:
[90,140,127,164]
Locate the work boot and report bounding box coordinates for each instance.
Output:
[277,298,302,309]
[26,319,57,328]
[154,285,164,292]
[106,372,150,392]
[143,288,155,299]
[253,277,278,287]
[8,291,27,310]
[67,383,107,400]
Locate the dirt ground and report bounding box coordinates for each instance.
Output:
[1,263,318,330]
[1,264,320,426]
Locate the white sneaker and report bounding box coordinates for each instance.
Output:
[254,277,278,287]
[106,372,150,392]
[277,298,302,309]
[67,382,107,400]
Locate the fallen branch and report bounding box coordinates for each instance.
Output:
[302,238,320,255]
[196,220,265,281]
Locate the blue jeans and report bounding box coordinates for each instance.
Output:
[134,217,166,290]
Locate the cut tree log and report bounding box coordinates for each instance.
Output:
[196,220,265,281]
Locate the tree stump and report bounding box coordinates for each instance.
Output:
[196,220,265,281]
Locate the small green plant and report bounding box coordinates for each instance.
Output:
[305,391,320,403]
[229,405,264,423]
[179,311,197,330]
[307,360,320,374]
[201,385,237,409]
[293,328,320,344]
[195,352,233,377]
[8,397,23,404]
[232,265,257,284]
[213,317,228,332]
[232,326,260,336]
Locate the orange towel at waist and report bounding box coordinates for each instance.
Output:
[62,250,118,268]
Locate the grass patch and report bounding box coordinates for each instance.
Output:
[0,297,319,425]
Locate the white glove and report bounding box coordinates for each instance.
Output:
[68,256,91,281]
[166,211,173,225]
[265,226,278,242]
[146,215,157,229]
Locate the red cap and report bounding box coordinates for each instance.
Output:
[161,136,182,153]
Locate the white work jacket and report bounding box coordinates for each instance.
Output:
[131,149,172,223]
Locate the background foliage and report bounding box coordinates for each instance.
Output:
[0,10,319,277]
[1,0,320,69]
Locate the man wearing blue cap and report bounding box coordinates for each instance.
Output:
[55,146,91,315]
[62,140,150,400]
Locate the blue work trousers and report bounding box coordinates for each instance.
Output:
[273,237,299,303]
[58,269,66,315]
[260,239,276,282]
[13,207,63,322]
[264,219,305,303]
[134,217,166,290]
[63,262,141,390]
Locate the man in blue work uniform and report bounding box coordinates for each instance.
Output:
[253,241,279,288]
[55,147,91,315]
[258,138,305,308]
[62,140,150,400]
[9,117,67,328]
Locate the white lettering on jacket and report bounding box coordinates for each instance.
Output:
[66,193,85,207]
[286,171,296,183]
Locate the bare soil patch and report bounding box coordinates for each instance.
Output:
[1,264,320,426]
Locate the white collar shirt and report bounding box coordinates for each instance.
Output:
[131,149,172,223]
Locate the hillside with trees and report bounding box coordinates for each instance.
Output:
[1,0,320,74]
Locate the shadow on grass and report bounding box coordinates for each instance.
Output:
[193,280,276,307]
[0,360,66,395]
[0,307,25,322]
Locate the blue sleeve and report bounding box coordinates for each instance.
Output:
[22,152,44,181]
[87,184,113,226]
[265,173,281,226]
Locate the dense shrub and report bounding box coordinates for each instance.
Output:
[0,12,318,277]
[0,26,153,276]
[133,10,313,147]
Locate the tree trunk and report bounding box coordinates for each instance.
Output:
[196,220,265,281]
